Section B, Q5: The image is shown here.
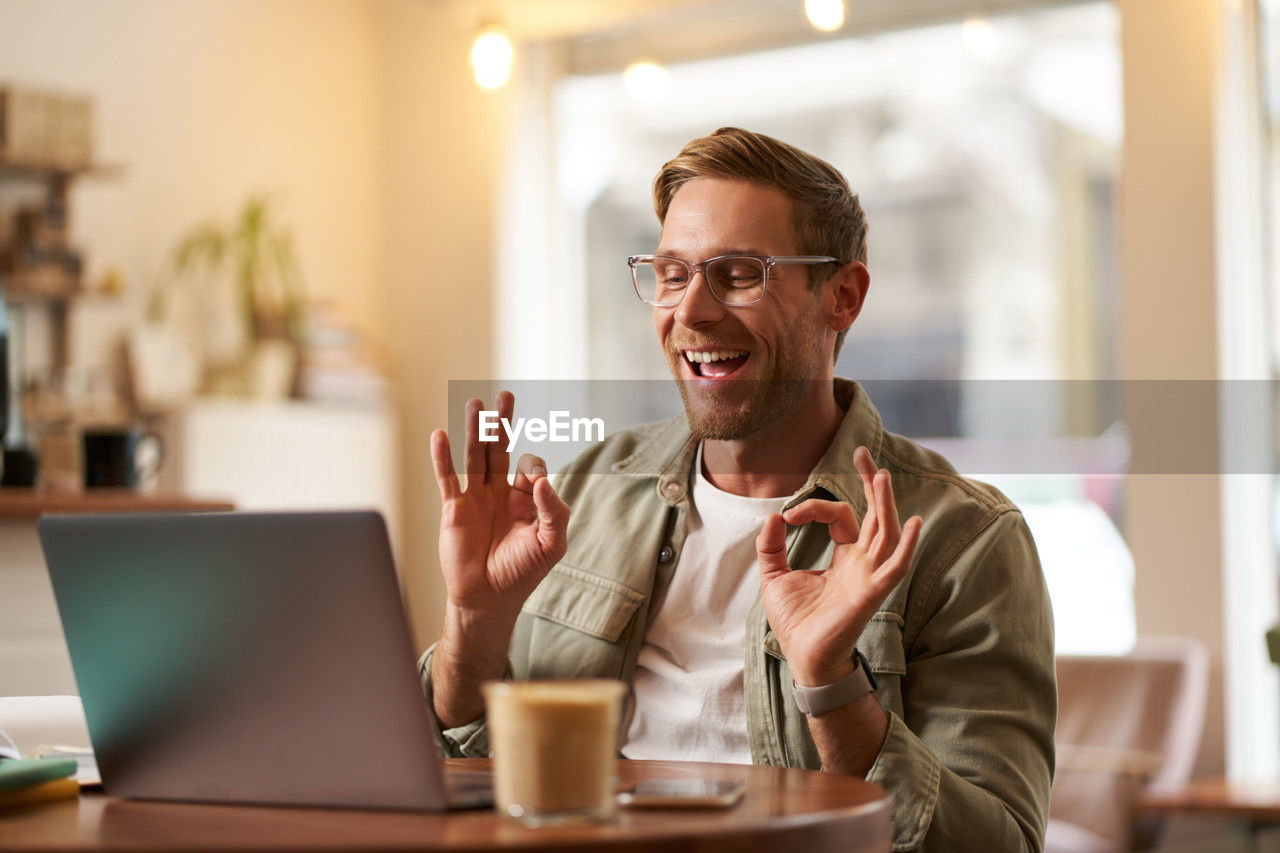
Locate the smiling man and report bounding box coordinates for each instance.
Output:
[422,128,1055,852]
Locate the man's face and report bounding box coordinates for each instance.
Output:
[654,177,835,440]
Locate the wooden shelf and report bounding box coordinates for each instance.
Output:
[0,159,124,180]
[0,488,234,520]
[3,272,83,303]
[2,275,123,304]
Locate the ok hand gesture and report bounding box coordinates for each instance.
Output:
[755,447,921,686]
[431,392,570,621]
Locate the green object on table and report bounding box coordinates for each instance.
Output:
[0,758,77,793]
[1267,626,1280,666]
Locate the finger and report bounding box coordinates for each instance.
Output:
[463,397,486,488]
[860,509,880,554]
[430,429,461,501]
[854,445,877,482]
[871,515,921,595]
[756,514,791,583]
[781,499,859,543]
[875,469,902,536]
[485,391,515,485]
[871,469,901,562]
[854,447,878,547]
[855,440,875,473]
[512,453,549,495]
[532,476,570,560]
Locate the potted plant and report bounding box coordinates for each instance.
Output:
[166,195,305,398]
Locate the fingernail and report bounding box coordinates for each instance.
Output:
[532,466,546,478]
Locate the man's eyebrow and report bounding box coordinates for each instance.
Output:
[653,248,766,259]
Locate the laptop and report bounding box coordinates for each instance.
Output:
[38,510,491,811]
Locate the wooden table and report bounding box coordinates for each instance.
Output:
[1142,779,1280,851]
[1142,778,1280,823]
[0,759,891,852]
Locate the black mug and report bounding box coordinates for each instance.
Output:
[83,428,164,489]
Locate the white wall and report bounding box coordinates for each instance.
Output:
[378,0,507,649]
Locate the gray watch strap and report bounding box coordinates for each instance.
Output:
[791,650,878,716]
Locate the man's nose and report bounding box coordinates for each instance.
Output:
[674,270,725,326]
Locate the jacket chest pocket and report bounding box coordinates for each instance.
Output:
[516,564,645,679]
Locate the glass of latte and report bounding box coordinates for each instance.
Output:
[482,679,627,825]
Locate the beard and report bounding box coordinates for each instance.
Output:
[675,377,812,439]
[667,306,829,441]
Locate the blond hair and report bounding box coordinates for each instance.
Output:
[653,127,867,358]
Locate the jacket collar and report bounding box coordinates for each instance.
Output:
[612,378,884,512]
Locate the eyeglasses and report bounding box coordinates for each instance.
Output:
[628,254,839,307]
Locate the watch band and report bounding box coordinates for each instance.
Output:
[791,650,878,716]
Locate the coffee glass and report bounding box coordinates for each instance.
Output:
[481,679,626,825]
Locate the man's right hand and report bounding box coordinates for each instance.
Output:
[428,391,570,728]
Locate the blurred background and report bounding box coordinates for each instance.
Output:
[1,1,1279,845]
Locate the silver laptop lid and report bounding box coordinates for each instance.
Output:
[38,510,447,811]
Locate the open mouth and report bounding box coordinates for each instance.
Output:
[683,349,749,379]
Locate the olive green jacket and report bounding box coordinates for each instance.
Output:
[421,379,1055,852]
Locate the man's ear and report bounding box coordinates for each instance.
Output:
[826,261,869,333]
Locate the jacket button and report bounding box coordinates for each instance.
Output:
[658,546,674,563]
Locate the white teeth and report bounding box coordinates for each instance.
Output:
[684,349,747,363]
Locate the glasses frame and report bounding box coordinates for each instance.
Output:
[627,253,841,307]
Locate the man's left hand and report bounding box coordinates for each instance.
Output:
[755,446,922,687]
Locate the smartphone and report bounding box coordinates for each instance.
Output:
[616,778,746,809]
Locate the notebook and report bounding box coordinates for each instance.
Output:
[38,510,491,811]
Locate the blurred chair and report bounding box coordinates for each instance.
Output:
[1046,636,1209,853]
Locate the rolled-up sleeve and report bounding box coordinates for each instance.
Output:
[867,509,1056,852]
[417,645,497,758]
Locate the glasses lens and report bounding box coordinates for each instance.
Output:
[634,258,689,305]
[707,256,766,304]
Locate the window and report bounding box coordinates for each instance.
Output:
[502,1,1129,653]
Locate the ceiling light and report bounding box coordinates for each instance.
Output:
[804,0,845,33]
[623,61,671,103]
[961,17,1002,62]
[471,26,513,90]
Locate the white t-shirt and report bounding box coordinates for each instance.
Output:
[620,445,788,763]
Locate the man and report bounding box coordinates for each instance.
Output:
[422,128,1055,852]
